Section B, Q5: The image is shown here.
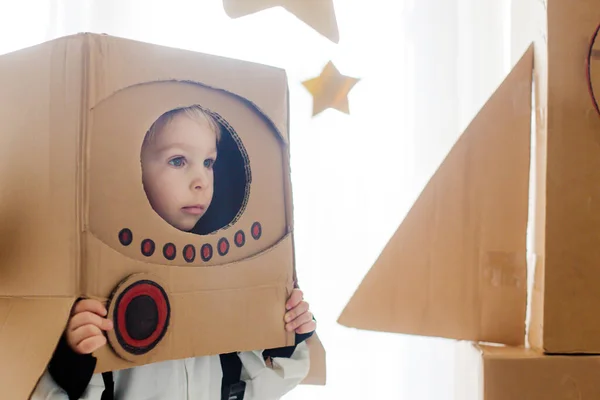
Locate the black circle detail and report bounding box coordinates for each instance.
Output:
[218,238,230,256]
[112,279,171,356]
[201,244,213,262]
[251,222,262,240]
[162,243,176,260]
[141,239,155,257]
[119,228,133,246]
[183,244,196,263]
[125,295,158,341]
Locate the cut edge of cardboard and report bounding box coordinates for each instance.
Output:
[455,341,600,399]
[337,42,535,347]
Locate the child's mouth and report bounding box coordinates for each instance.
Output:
[181,205,206,215]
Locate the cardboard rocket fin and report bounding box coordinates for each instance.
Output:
[0,297,75,399]
[338,44,535,346]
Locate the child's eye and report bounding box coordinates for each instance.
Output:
[168,157,186,168]
[204,158,215,169]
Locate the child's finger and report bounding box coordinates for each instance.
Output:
[286,310,314,332]
[73,299,108,318]
[295,318,317,335]
[69,311,114,332]
[75,334,108,355]
[70,324,103,347]
[285,289,304,311]
[284,300,309,323]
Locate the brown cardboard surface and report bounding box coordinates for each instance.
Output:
[528,0,600,353]
[455,343,600,399]
[83,33,297,368]
[222,0,339,43]
[0,297,75,400]
[0,33,325,397]
[0,33,81,298]
[337,45,534,345]
[0,35,82,399]
[93,235,295,371]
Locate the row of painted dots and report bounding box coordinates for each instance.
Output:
[117,222,262,263]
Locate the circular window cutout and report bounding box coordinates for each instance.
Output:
[140,105,250,236]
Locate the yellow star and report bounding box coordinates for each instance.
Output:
[222,0,339,43]
[302,61,360,116]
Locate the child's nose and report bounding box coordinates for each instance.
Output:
[190,168,208,190]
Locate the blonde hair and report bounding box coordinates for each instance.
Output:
[143,105,221,147]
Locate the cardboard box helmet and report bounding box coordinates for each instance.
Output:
[0,33,326,398]
[91,79,294,366]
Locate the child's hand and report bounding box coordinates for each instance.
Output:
[66,299,114,355]
[284,289,316,334]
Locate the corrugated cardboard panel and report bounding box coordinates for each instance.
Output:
[0,36,81,297]
[92,234,296,372]
[338,45,534,346]
[80,33,298,370]
[532,0,600,354]
[456,343,600,399]
[86,80,287,267]
[0,297,75,400]
[85,34,289,144]
[514,0,600,355]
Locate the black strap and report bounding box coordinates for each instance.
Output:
[219,353,245,400]
[218,328,315,400]
[101,371,114,400]
[47,334,97,400]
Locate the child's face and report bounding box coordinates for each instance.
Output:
[141,114,217,231]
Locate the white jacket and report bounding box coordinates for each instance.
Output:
[31,341,310,400]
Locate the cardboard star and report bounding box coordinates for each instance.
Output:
[222,0,339,43]
[302,61,360,117]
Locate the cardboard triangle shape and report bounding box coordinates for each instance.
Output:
[337,44,534,346]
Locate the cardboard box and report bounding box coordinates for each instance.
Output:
[338,0,600,355]
[455,343,600,400]
[527,0,600,355]
[0,33,324,399]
